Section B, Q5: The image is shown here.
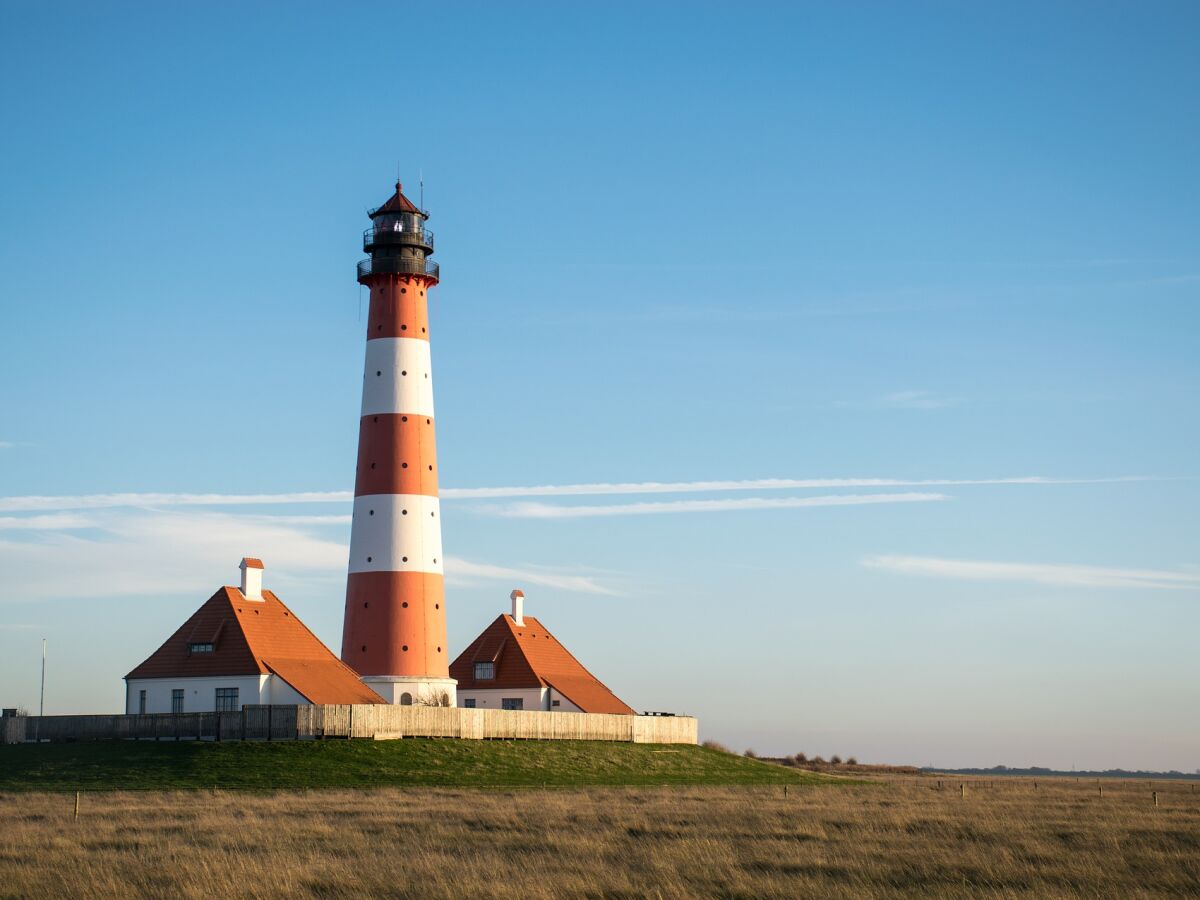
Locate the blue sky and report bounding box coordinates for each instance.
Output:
[1,1,1197,770]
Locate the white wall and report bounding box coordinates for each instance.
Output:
[267,677,307,705]
[362,676,457,707]
[456,686,582,713]
[124,674,306,713]
[547,688,583,713]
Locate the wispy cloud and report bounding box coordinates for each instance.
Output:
[0,509,350,601]
[445,557,616,595]
[491,492,949,519]
[248,514,353,526]
[0,514,94,530]
[0,491,351,513]
[862,554,1200,590]
[443,475,1149,500]
[834,390,961,410]
[0,508,614,601]
[880,390,960,410]
[0,475,1159,512]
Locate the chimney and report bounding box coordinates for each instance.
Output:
[240,557,264,600]
[510,589,525,626]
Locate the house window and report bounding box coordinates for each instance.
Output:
[474,661,495,680]
[551,700,561,707]
[138,690,147,714]
[400,693,413,706]
[171,689,184,713]
[501,698,523,711]
[188,643,214,654]
[215,687,239,712]
[463,698,477,708]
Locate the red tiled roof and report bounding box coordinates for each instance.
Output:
[261,658,382,705]
[449,614,634,715]
[126,587,384,705]
[371,182,423,217]
[241,557,265,569]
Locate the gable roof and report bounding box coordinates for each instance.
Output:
[370,181,424,217]
[126,586,384,705]
[449,614,635,715]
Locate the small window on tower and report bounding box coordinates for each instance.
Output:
[474,662,495,680]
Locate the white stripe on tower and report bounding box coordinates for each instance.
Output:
[360,338,435,418]
[347,494,444,574]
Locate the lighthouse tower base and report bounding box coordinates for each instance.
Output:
[362,676,458,707]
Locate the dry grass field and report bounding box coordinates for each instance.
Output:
[1,775,1197,898]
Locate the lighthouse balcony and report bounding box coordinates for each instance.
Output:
[357,257,440,283]
[363,225,434,253]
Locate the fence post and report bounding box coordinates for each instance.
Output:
[267,704,273,742]
[1153,791,1158,807]
[960,783,965,799]
[73,791,80,821]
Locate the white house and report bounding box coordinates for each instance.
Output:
[448,590,634,714]
[124,558,384,713]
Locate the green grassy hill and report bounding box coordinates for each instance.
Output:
[0,740,848,791]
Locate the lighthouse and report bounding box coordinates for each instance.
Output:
[341,182,456,707]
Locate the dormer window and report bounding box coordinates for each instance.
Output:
[474,661,495,680]
[188,643,214,654]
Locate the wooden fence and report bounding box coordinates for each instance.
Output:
[1,706,696,745]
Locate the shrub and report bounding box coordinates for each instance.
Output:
[830,755,842,765]
[743,748,758,759]
[847,756,858,765]
[794,752,808,764]
[811,756,826,765]
[701,740,732,754]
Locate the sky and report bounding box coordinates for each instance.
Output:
[0,1,1197,771]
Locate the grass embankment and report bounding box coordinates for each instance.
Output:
[0,739,841,791]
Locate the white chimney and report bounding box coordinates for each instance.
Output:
[240,557,264,600]
[510,589,524,626]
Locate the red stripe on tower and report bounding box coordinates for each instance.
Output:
[341,182,456,706]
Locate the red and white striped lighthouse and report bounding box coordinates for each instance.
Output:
[341,182,456,706]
